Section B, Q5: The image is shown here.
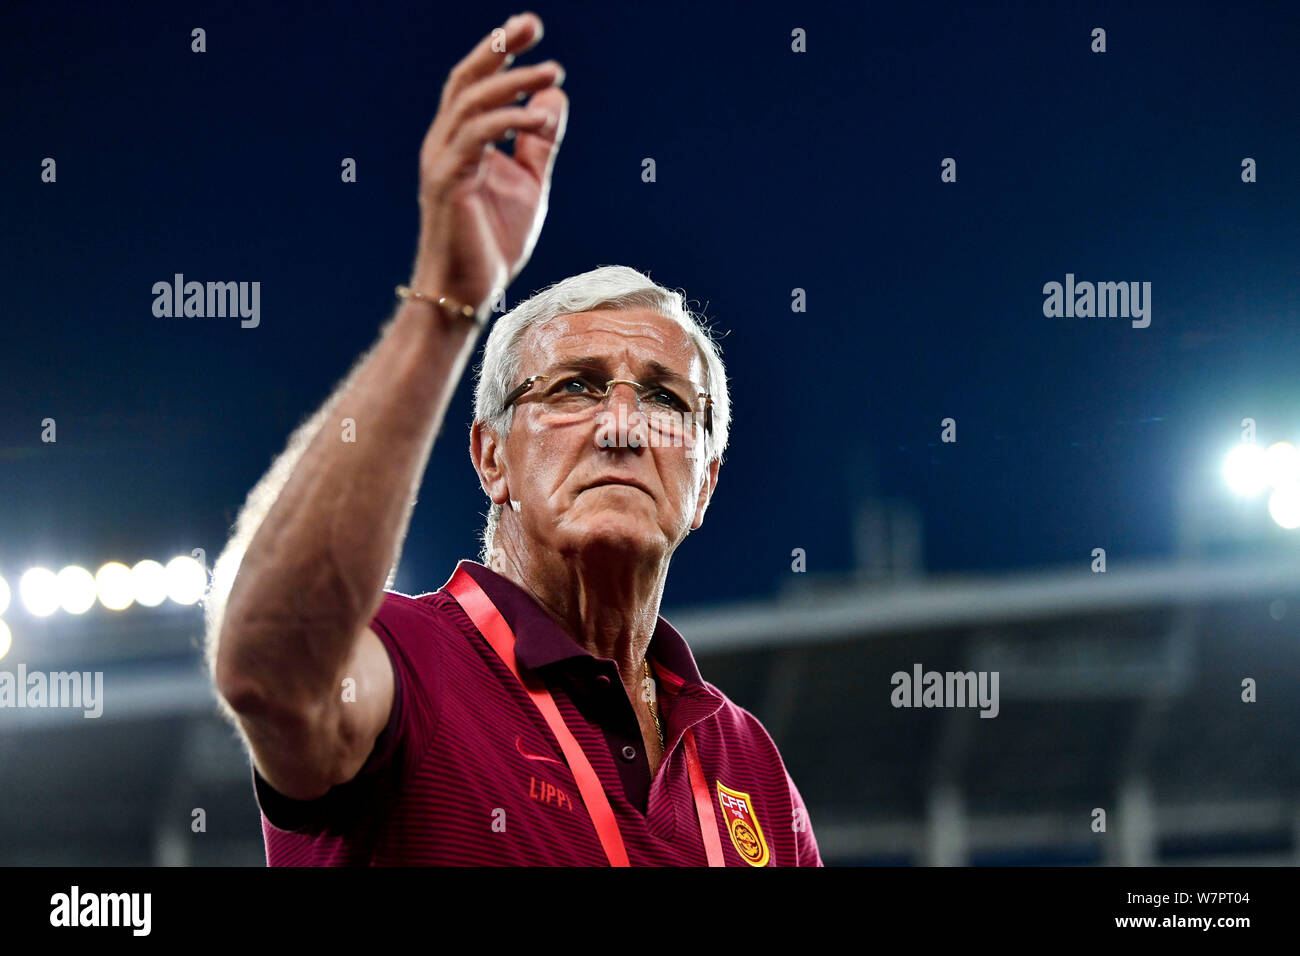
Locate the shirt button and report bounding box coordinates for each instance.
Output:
[621,745,637,761]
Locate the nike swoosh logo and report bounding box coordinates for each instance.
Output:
[516,734,563,765]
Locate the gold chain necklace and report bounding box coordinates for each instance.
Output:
[643,657,664,749]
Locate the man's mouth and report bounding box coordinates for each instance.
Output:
[583,478,652,495]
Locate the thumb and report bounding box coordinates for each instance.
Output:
[514,87,568,183]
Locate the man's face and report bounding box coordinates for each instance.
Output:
[474,307,720,564]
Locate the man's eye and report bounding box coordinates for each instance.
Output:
[649,389,688,409]
[555,376,598,395]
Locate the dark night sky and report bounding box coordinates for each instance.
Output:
[3,0,1298,610]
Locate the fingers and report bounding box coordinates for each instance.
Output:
[443,60,564,141]
[440,12,545,114]
[422,12,566,196]
[445,105,556,169]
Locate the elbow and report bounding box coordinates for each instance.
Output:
[212,616,272,717]
[212,617,331,732]
[214,652,266,718]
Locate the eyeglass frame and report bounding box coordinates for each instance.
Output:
[499,373,715,436]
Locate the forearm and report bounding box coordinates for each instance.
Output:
[211,295,479,712]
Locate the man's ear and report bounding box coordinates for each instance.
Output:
[690,458,720,531]
[470,420,510,507]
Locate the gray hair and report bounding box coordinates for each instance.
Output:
[471,264,731,563]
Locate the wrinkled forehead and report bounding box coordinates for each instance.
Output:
[519,307,705,383]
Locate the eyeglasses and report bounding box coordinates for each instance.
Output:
[501,371,714,436]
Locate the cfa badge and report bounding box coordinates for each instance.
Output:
[716,782,770,866]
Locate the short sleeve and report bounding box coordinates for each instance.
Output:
[253,590,443,835]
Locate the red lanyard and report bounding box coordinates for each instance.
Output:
[446,566,726,867]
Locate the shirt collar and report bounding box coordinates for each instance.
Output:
[446,559,711,693]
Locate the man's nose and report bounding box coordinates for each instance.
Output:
[594,381,649,450]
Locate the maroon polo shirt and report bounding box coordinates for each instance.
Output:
[252,559,822,866]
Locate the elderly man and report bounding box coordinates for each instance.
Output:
[207,11,821,866]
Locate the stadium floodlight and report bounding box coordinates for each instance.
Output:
[165,555,207,606]
[130,560,168,608]
[1222,443,1268,497]
[0,619,10,661]
[1263,442,1300,490]
[19,567,60,617]
[57,566,97,615]
[96,562,135,611]
[0,574,9,616]
[1267,482,1300,530]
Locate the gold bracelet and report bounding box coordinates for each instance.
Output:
[395,285,488,329]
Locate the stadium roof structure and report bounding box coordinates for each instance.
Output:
[677,552,1300,865]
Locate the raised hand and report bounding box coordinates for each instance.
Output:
[409,12,568,318]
